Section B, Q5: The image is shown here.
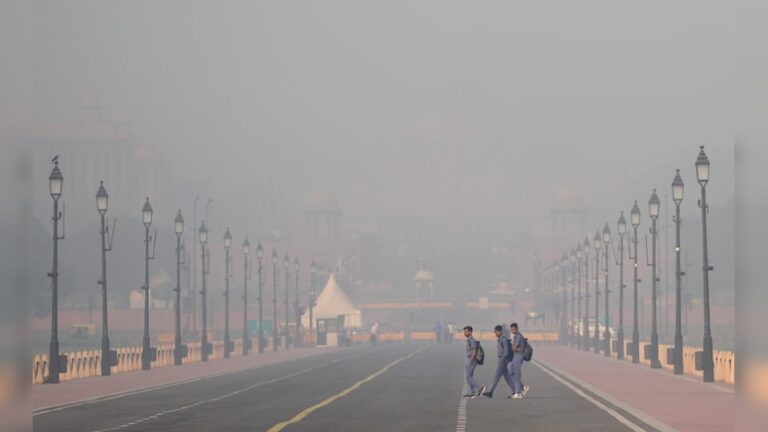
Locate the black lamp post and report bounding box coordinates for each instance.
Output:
[576,246,583,350]
[602,223,611,357]
[672,169,685,374]
[174,210,184,366]
[570,250,577,346]
[582,237,590,351]
[695,146,715,382]
[47,160,64,383]
[294,258,301,347]
[283,253,290,348]
[199,222,209,362]
[593,230,602,353]
[256,242,264,353]
[242,237,252,355]
[96,182,113,375]
[559,255,568,343]
[223,228,232,358]
[616,212,627,360]
[630,201,641,363]
[271,249,278,351]
[141,198,155,371]
[648,189,662,369]
[310,261,317,344]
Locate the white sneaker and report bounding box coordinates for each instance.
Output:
[522,385,530,397]
[511,393,524,399]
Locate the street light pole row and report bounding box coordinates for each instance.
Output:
[545,146,715,382]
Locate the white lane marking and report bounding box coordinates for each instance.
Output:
[456,383,468,432]
[87,350,378,432]
[34,350,345,415]
[534,360,677,432]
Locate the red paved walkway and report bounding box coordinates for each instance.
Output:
[535,345,735,432]
[33,347,331,412]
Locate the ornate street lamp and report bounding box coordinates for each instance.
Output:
[283,253,291,349]
[582,237,591,351]
[695,147,715,382]
[648,189,662,369]
[630,201,641,363]
[293,257,301,347]
[141,198,155,370]
[671,169,685,374]
[199,221,210,362]
[593,230,602,353]
[256,242,265,353]
[173,210,185,365]
[615,212,627,360]
[602,223,612,356]
[272,248,279,351]
[242,237,252,355]
[47,159,65,383]
[223,228,232,358]
[95,182,115,375]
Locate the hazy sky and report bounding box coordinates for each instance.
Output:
[26,1,737,236]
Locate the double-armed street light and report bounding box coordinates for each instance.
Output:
[283,253,291,349]
[174,210,185,366]
[141,198,156,371]
[199,222,210,362]
[616,212,627,360]
[648,189,662,369]
[96,182,114,375]
[256,242,265,353]
[47,160,64,383]
[593,230,602,353]
[602,223,612,357]
[223,228,232,358]
[242,237,252,355]
[294,257,301,347]
[630,201,641,363]
[696,146,715,382]
[672,170,685,374]
[272,249,278,351]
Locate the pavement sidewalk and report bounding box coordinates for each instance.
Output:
[33,347,330,412]
[535,345,735,432]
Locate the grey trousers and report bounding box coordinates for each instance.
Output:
[508,356,524,394]
[489,359,515,394]
[465,358,482,393]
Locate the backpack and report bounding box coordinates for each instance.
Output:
[506,338,514,362]
[523,337,533,362]
[476,341,485,365]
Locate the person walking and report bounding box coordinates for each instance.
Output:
[463,325,485,398]
[508,322,530,399]
[482,325,515,398]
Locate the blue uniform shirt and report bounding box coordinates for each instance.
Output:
[497,335,510,359]
[466,336,478,358]
[511,333,525,353]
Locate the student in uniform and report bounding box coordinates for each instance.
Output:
[482,325,515,398]
[462,326,486,398]
[508,322,530,399]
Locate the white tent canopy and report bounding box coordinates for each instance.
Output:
[302,274,362,329]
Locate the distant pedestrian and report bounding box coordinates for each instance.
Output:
[434,321,443,344]
[463,325,486,398]
[370,322,379,346]
[447,322,455,344]
[482,325,515,398]
[508,322,530,399]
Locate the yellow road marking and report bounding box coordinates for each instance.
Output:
[267,347,425,432]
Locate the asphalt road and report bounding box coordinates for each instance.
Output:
[34,344,664,432]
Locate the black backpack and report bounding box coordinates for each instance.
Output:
[476,341,485,365]
[523,337,533,361]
